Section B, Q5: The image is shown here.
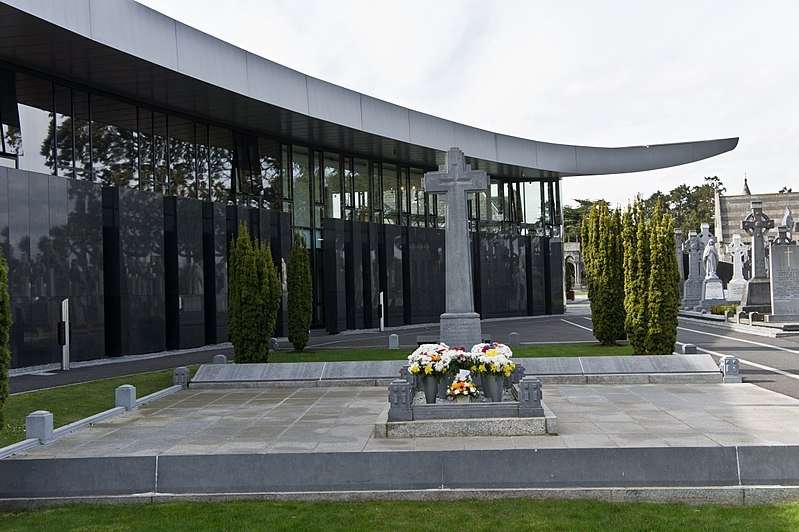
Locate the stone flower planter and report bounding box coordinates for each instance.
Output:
[482,374,504,402]
[421,375,438,404]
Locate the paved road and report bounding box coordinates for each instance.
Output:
[11,301,799,400]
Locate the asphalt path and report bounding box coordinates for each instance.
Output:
[11,302,799,400]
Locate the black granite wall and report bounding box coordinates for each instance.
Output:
[381,224,405,327]
[323,218,347,334]
[478,231,527,318]
[103,187,165,356]
[549,238,565,314]
[347,222,365,330]
[264,209,291,337]
[1,168,105,367]
[202,202,228,345]
[527,236,547,315]
[407,226,445,324]
[362,223,380,329]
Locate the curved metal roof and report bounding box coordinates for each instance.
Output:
[0,0,738,177]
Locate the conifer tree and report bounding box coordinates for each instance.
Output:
[645,211,680,355]
[228,223,264,363]
[255,241,281,358]
[585,204,626,345]
[0,254,11,427]
[622,206,638,346]
[287,232,312,351]
[629,199,651,353]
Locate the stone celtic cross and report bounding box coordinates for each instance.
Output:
[423,147,489,315]
[423,147,489,347]
[727,233,747,281]
[742,199,774,279]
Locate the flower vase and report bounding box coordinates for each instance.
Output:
[482,374,503,402]
[455,395,470,404]
[438,374,455,399]
[422,375,439,404]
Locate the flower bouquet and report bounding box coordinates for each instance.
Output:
[470,342,515,402]
[446,374,480,403]
[408,343,451,403]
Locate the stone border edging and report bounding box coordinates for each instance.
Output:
[5,446,799,502]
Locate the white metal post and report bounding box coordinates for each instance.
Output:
[379,291,385,331]
[60,298,70,371]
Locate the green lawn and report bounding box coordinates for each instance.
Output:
[0,368,194,448]
[269,342,633,363]
[1,499,797,531]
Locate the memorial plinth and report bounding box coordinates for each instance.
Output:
[741,200,774,314]
[423,148,489,347]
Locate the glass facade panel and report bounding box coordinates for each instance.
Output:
[152,112,168,193]
[168,115,195,197]
[53,85,73,178]
[196,123,210,200]
[138,109,153,190]
[72,90,91,180]
[291,145,311,227]
[353,157,369,222]
[409,168,424,227]
[382,162,398,224]
[522,181,542,224]
[258,137,281,209]
[209,126,232,203]
[323,152,341,219]
[14,73,52,174]
[91,94,137,188]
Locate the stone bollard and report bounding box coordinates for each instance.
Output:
[26,411,54,443]
[388,334,400,350]
[518,377,543,417]
[508,332,520,346]
[115,384,137,411]
[719,356,743,383]
[173,366,190,388]
[388,379,413,422]
[681,344,698,354]
[212,354,227,364]
[269,338,280,352]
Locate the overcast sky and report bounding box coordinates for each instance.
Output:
[139,0,799,208]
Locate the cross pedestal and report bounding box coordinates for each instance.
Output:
[423,147,489,348]
[726,233,747,303]
[741,199,774,313]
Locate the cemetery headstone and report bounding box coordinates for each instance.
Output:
[741,199,774,313]
[388,333,400,350]
[726,233,747,303]
[681,230,703,308]
[701,236,725,307]
[766,235,799,322]
[423,147,489,347]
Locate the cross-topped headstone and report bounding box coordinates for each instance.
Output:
[423,148,489,347]
[742,199,774,279]
[681,230,704,307]
[423,147,489,315]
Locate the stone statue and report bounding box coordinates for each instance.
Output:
[702,236,719,279]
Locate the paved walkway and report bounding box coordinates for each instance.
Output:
[14,382,799,459]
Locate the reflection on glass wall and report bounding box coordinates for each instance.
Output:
[259,137,281,210]
[353,158,369,222]
[324,152,341,219]
[92,94,137,188]
[522,181,542,224]
[409,168,424,227]
[73,90,91,180]
[196,123,209,200]
[209,126,232,203]
[53,85,73,178]
[382,163,398,224]
[14,73,52,174]
[168,115,195,197]
[291,145,310,227]
[152,112,168,193]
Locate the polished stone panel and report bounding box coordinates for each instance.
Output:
[381,224,405,327]
[362,222,381,329]
[479,231,527,318]
[323,218,347,334]
[407,226,445,324]
[549,238,565,314]
[528,236,547,315]
[167,197,205,349]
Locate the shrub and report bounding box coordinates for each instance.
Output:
[287,232,312,351]
[711,304,737,316]
[0,254,12,426]
[645,212,680,355]
[228,222,267,363]
[256,241,281,350]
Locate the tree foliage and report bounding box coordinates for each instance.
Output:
[228,223,280,363]
[287,232,312,352]
[645,211,681,355]
[0,253,12,426]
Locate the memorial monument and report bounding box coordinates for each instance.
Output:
[740,199,775,314]
[726,233,748,303]
[681,231,704,308]
[766,226,799,323]
[700,236,726,308]
[423,148,490,347]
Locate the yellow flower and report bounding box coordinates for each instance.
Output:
[478,364,486,373]
[470,365,477,372]
[424,365,433,375]
[486,348,498,358]
[490,363,498,373]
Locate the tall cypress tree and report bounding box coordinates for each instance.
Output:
[629,199,650,353]
[287,232,312,351]
[588,205,626,345]
[646,211,680,355]
[228,222,264,363]
[255,241,281,358]
[0,253,11,427]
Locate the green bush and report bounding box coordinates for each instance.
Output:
[645,211,680,355]
[0,254,11,426]
[711,304,737,316]
[287,232,312,351]
[256,241,281,348]
[228,223,267,363]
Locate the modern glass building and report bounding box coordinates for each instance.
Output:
[0,0,737,369]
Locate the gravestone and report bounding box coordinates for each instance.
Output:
[766,232,799,323]
[698,223,712,279]
[741,199,774,313]
[681,231,704,308]
[726,233,747,303]
[423,147,489,348]
[700,236,725,308]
